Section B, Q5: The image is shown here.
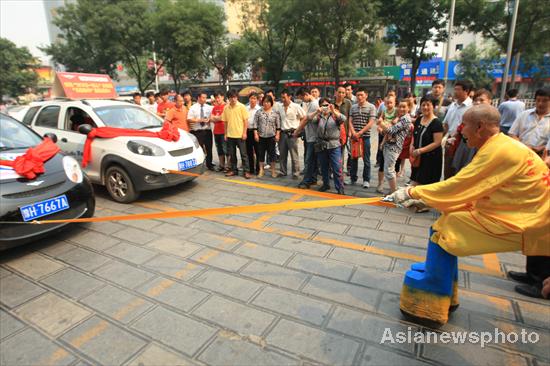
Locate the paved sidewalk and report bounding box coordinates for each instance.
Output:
[1,163,549,365]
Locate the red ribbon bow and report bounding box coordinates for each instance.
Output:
[0,138,60,179]
[81,122,180,167]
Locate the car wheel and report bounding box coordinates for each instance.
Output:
[105,165,139,203]
[82,197,96,218]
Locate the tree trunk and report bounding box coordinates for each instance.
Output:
[333,57,340,87]
[410,58,420,93]
[510,52,521,89]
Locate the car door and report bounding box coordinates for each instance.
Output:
[31,105,61,138]
[55,106,89,162]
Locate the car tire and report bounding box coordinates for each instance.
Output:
[105,165,139,203]
[82,197,96,218]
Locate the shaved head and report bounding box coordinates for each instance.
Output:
[462,104,501,148]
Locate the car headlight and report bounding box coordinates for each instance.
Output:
[188,132,201,149]
[127,140,165,156]
[63,156,83,183]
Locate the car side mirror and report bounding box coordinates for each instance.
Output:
[43,133,57,143]
[78,124,93,135]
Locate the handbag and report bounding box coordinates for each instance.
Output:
[351,138,363,159]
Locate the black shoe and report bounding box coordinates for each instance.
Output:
[298,182,310,189]
[318,185,330,192]
[207,165,215,171]
[507,271,535,285]
[337,189,345,195]
[515,284,543,299]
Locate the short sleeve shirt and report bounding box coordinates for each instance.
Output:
[281,102,305,130]
[165,106,188,131]
[211,104,225,134]
[247,105,261,130]
[188,103,213,131]
[443,98,472,135]
[498,100,526,128]
[302,99,319,142]
[157,101,174,116]
[222,102,249,138]
[350,102,377,136]
[509,109,550,148]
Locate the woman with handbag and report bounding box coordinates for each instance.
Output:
[312,98,346,194]
[409,95,444,212]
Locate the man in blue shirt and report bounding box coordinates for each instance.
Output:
[498,89,525,135]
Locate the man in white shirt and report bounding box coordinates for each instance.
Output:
[188,91,215,170]
[344,83,357,104]
[143,91,158,115]
[509,88,550,156]
[498,88,526,135]
[246,93,261,175]
[442,80,473,179]
[278,89,305,178]
[295,87,320,188]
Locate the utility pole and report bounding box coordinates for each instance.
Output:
[152,41,159,93]
[443,0,456,88]
[499,0,520,103]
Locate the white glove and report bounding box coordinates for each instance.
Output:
[402,199,429,210]
[387,187,411,205]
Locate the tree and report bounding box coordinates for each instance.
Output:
[456,44,499,89]
[380,0,448,91]
[203,38,250,90]
[236,0,301,89]
[0,38,38,98]
[298,0,380,85]
[455,0,550,89]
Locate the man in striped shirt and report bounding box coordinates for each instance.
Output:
[347,87,377,188]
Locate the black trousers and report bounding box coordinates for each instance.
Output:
[227,137,250,174]
[258,136,276,163]
[526,256,550,285]
[191,129,213,168]
[246,129,259,174]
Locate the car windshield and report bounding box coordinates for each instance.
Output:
[94,105,163,129]
[0,114,42,150]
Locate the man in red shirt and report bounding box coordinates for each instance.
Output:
[210,91,229,171]
[165,94,189,131]
[157,90,175,118]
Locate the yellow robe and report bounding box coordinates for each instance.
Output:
[411,133,549,257]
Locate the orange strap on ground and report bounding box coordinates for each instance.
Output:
[34,197,393,224]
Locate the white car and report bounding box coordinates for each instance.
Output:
[24,99,205,203]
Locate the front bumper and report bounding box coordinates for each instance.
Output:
[0,179,95,250]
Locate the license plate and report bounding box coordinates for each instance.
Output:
[19,195,70,222]
[178,158,197,171]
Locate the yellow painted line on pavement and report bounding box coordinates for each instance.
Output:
[248,193,303,229]
[136,201,179,212]
[482,253,502,274]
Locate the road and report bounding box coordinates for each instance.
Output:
[1,166,548,365]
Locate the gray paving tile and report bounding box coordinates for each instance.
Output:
[111,227,158,245]
[0,328,75,366]
[302,276,380,311]
[516,300,550,329]
[469,273,543,302]
[241,261,309,291]
[423,342,528,366]
[267,214,302,226]
[252,286,331,325]
[330,214,380,228]
[80,285,154,324]
[93,261,155,289]
[327,306,416,352]
[39,242,78,257]
[0,274,45,308]
[459,290,516,321]
[287,253,354,281]
[361,346,428,366]
[136,277,208,312]
[127,343,196,366]
[346,226,401,243]
[360,211,407,224]
[190,248,250,272]
[235,242,293,265]
[85,221,127,235]
[274,237,331,257]
[194,296,276,336]
[187,231,241,251]
[146,237,203,259]
[0,310,26,340]
[267,223,316,237]
[61,316,146,365]
[227,227,281,245]
[0,266,12,278]
[297,218,349,234]
[150,222,200,238]
[4,253,65,280]
[287,209,332,221]
[132,307,216,356]
[379,221,427,237]
[328,246,393,271]
[122,219,163,231]
[188,219,234,235]
[323,206,363,217]
[199,336,298,366]
[40,268,105,299]
[350,267,403,292]
[67,230,120,251]
[192,270,262,302]
[104,242,158,264]
[266,318,361,365]
[57,247,111,272]
[143,254,205,281]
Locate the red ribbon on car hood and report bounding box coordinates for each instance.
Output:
[81,122,180,167]
[0,138,60,179]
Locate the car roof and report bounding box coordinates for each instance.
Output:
[29,99,134,109]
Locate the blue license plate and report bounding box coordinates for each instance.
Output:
[178,158,197,171]
[19,195,70,222]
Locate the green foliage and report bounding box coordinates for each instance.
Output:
[380,0,448,91]
[456,44,499,89]
[203,37,250,89]
[0,38,38,98]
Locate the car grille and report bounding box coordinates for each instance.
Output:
[2,182,64,199]
[169,147,193,157]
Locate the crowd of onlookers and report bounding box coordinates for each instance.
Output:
[130,81,550,202]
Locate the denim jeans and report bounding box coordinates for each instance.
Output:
[318,147,343,192]
[349,136,371,183]
[302,141,318,185]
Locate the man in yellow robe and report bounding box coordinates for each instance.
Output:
[389,104,549,326]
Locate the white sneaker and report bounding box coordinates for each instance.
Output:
[264,164,271,169]
[345,178,355,185]
[362,181,370,189]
